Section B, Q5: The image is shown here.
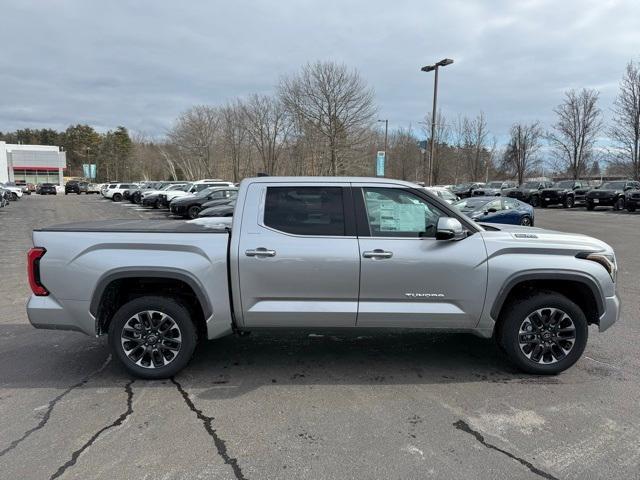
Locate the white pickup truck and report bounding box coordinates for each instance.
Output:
[27,177,619,378]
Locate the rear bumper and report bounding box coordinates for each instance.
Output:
[27,295,95,336]
[598,294,620,332]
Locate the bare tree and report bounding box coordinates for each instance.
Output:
[167,105,220,178]
[456,112,489,182]
[220,99,249,182]
[242,94,291,175]
[279,61,376,175]
[502,122,543,184]
[547,88,602,179]
[610,60,640,180]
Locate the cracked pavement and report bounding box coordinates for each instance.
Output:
[1,195,640,479]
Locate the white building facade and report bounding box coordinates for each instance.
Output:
[0,141,67,186]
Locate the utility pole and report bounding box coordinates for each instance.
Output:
[421,58,453,186]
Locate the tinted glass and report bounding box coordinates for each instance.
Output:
[363,187,446,238]
[554,181,574,188]
[600,181,626,190]
[264,187,345,236]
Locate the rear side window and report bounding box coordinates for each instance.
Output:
[264,187,345,236]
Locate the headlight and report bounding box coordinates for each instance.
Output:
[577,251,617,282]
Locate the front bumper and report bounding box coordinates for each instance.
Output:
[587,196,616,206]
[599,295,620,332]
[170,204,188,215]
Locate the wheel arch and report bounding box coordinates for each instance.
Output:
[491,271,603,327]
[90,268,212,336]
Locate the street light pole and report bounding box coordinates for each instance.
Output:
[421,58,453,186]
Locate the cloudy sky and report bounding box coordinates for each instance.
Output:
[1,0,639,141]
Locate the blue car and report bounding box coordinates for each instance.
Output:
[453,196,534,226]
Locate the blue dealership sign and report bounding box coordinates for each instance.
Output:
[376,151,385,177]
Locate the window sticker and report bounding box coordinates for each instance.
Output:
[377,200,426,232]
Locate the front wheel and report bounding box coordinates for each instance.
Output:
[112,193,122,202]
[613,197,625,211]
[497,292,588,375]
[187,205,201,219]
[529,196,539,207]
[586,202,595,211]
[627,204,636,212]
[520,215,533,226]
[108,296,198,379]
[564,196,574,208]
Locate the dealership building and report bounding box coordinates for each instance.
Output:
[0,141,67,186]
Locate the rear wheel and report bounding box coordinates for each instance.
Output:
[497,292,588,375]
[113,193,122,202]
[108,296,197,379]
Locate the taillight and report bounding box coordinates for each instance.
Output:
[27,247,49,296]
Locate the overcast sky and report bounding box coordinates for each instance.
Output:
[1,0,639,142]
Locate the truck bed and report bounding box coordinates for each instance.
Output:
[35,219,229,233]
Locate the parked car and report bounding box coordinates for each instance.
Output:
[453,196,535,226]
[505,181,553,207]
[86,183,100,194]
[36,183,58,195]
[65,180,88,195]
[451,182,485,199]
[472,181,517,197]
[27,176,619,378]
[1,183,24,200]
[169,187,238,219]
[585,180,640,211]
[572,180,600,207]
[197,202,236,218]
[103,183,138,202]
[159,180,235,207]
[424,186,459,204]
[142,183,191,208]
[539,180,587,208]
[131,181,182,204]
[625,187,640,212]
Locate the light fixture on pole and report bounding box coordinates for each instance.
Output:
[420,58,453,186]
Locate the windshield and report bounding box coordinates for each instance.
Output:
[439,190,457,201]
[164,184,188,191]
[453,198,492,211]
[523,181,539,188]
[487,182,503,188]
[600,181,626,190]
[554,180,575,188]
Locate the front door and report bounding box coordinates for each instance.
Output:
[355,185,488,329]
[237,183,360,328]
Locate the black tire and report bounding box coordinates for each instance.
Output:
[187,205,201,219]
[497,291,588,375]
[586,202,595,211]
[529,196,539,207]
[11,192,18,201]
[564,196,574,208]
[65,192,68,195]
[112,193,122,202]
[613,197,624,211]
[152,200,159,209]
[108,296,198,379]
[627,205,636,212]
[540,201,547,208]
[519,215,533,226]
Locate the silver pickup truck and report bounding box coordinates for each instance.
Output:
[27,177,620,378]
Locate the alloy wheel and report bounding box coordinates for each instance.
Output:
[520,216,532,226]
[120,310,182,368]
[518,308,576,364]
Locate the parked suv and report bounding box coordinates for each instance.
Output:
[65,180,88,195]
[540,180,586,208]
[472,181,516,197]
[451,182,485,198]
[506,181,553,207]
[574,180,600,207]
[586,180,640,211]
[625,187,640,212]
[103,183,138,202]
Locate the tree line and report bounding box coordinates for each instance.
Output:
[2,59,639,184]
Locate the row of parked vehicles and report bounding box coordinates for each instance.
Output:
[100,179,237,219]
[446,179,640,213]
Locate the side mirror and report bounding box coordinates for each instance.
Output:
[487,207,498,213]
[436,217,465,241]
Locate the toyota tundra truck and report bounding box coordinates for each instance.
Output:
[26,177,620,378]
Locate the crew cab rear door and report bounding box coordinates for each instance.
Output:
[353,184,488,328]
[236,182,360,327]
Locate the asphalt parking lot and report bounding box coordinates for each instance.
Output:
[1,194,639,480]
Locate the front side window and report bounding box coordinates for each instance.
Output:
[503,198,520,210]
[362,187,446,238]
[264,186,345,236]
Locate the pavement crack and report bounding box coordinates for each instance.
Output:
[0,354,112,458]
[453,420,559,480]
[171,377,247,480]
[48,379,135,480]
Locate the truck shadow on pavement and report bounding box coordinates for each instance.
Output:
[0,324,594,393]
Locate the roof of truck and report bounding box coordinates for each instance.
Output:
[242,176,421,187]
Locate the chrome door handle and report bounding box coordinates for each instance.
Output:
[245,247,276,257]
[363,249,393,259]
